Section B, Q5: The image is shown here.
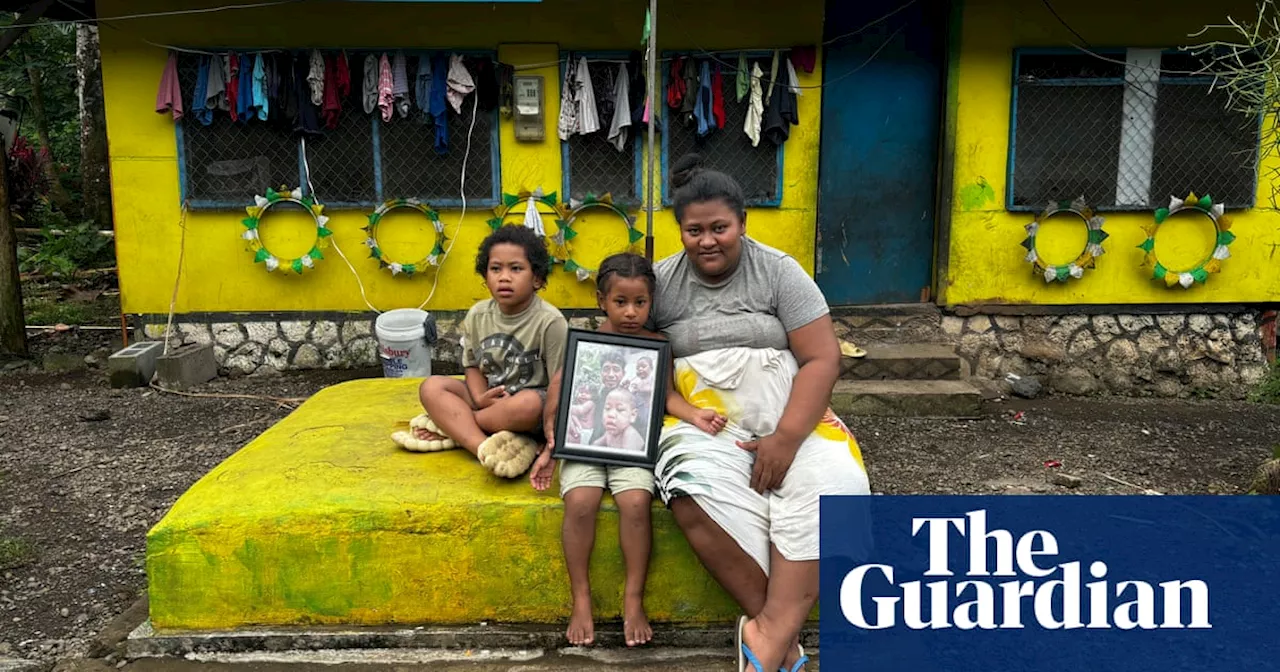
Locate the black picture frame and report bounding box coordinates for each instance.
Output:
[550,328,671,469]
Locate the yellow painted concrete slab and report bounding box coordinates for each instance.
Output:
[145,378,740,631]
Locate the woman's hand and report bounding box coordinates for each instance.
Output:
[476,385,507,409]
[737,431,802,494]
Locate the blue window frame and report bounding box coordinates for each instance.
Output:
[559,51,643,205]
[174,48,501,210]
[1007,47,1260,212]
[660,50,785,207]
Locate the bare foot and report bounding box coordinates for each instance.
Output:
[740,618,787,672]
[411,427,446,441]
[623,599,652,647]
[566,598,594,646]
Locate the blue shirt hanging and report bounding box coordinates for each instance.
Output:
[428,52,450,154]
[191,55,213,126]
[694,60,715,137]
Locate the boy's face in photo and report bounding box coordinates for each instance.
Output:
[636,357,652,380]
[602,388,638,436]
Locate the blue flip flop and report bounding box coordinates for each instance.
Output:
[736,615,767,672]
[780,644,810,672]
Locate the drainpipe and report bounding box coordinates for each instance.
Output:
[644,0,657,261]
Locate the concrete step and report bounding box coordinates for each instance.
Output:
[840,344,962,381]
[831,379,982,418]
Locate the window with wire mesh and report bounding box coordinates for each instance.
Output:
[175,50,497,208]
[1010,51,1259,211]
[563,57,638,204]
[663,55,782,206]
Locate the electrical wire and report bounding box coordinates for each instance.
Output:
[418,92,478,311]
[301,136,382,315]
[1,0,305,31]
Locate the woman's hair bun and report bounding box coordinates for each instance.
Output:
[670,153,706,190]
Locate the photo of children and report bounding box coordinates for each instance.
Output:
[566,342,659,456]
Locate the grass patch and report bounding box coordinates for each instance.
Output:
[0,534,36,571]
[23,297,95,326]
[1247,361,1280,405]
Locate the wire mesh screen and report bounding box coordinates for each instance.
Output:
[305,111,376,204]
[174,50,496,208]
[1011,52,1259,210]
[665,58,780,204]
[176,55,300,203]
[565,60,637,204]
[380,101,496,203]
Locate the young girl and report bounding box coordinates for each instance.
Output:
[530,252,727,649]
[395,226,568,479]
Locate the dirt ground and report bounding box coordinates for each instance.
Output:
[1,329,1278,665]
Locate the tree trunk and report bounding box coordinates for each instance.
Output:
[0,141,28,356]
[25,57,72,211]
[77,24,111,229]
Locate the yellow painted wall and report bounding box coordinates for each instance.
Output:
[946,0,1280,306]
[98,0,824,315]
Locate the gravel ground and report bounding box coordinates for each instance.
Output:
[0,342,1277,664]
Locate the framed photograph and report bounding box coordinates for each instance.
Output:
[551,328,671,468]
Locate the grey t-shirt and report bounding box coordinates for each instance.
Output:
[651,237,830,359]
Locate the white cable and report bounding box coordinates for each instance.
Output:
[301,136,381,314]
[418,91,479,311]
[8,0,304,31]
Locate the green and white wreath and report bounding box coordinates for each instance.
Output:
[553,193,644,282]
[241,186,331,274]
[363,198,446,277]
[1021,197,1107,283]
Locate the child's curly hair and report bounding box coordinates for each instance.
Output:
[474,225,552,284]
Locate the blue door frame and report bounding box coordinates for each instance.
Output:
[815,0,947,305]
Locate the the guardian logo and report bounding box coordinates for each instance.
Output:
[840,510,1211,631]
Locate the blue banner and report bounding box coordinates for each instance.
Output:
[819,496,1280,671]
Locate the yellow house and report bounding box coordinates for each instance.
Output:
[98,0,1274,394]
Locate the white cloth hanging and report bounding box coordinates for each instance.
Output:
[785,58,802,97]
[745,62,764,147]
[523,196,545,237]
[574,56,600,135]
[607,63,632,152]
[556,57,579,141]
[307,49,325,106]
[446,54,475,114]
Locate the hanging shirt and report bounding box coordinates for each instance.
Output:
[213,55,230,111]
[236,53,254,123]
[361,53,378,115]
[790,46,816,74]
[575,56,600,135]
[191,55,212,125]
[307,50,325,106]
[155,52,183,121]
[446,54,476,114]
[607,62,631,152]
[666,56,685,109]
[694,60,714,138]
[762,72,798,146]
[294,53,323,136]
[428,52,450,153]
[679,58,698,127]
[252,53,268,120]
[265,53,280,113]
[274,53,300,133]
[785,58,802,98]
[378,53,394,122]
[556,55,579,141]
[414,54,432,122]
[745,62,763,147]
[471,57,498,112]
[736,52,748,102]
[766,50,779,105]
[337,52,351,98]
[226,53,240,122]
[322,53,342,130]
[628,50,648,129]
[391,51,411,118]
[712,64,726,130]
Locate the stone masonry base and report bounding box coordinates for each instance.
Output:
[136,308,1273,399]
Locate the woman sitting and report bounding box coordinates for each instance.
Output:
[651,154,871,672]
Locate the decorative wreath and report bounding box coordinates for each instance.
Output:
[486,189,571,232]
[241,187,331,274]
[1021,197,1108,283]
[553,193,644,282]
[1139,192,1234,289]
[363,198,446,277]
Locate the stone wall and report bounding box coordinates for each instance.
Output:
[143,309,1272,398]
[940,312,1270,399]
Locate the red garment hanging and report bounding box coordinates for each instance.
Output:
[712,64,726,129]
[227,53,240,122]
[322,54,342,130]
[666,56,686,109]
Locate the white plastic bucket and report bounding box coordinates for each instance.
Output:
[374,309,434,378]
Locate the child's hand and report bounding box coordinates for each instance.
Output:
[692,408,728,435]
[529,447,555,491]
[477,385,507,409]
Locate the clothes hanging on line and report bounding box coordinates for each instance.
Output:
[362,52,378,115]
[557,55,579,141]
[712,63,726,130]
[190,55,212,125]
[321,53,342,130]
[155,52,183,121]
[237,52,255,123]
[293,53,322,136]
[762,68,798,146]
[377,53,394,122]
[607,62,631,152]
[252,53,268,121]
[790,45,816,74]
[308,49,325,107]
[666,56,686,110]
[392,51,411,118]
[428,52,450,153]
[628,50,649,129]
[736,52,748,102]
[744,61,763,147]
[573,56,599,135]
[679,58,698,127]
[471,56,499,112]
[694,60,714,138]
[446,54,476,114]
[414,54,432,122]
[272,53,299,133]
[226,53,240,122]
